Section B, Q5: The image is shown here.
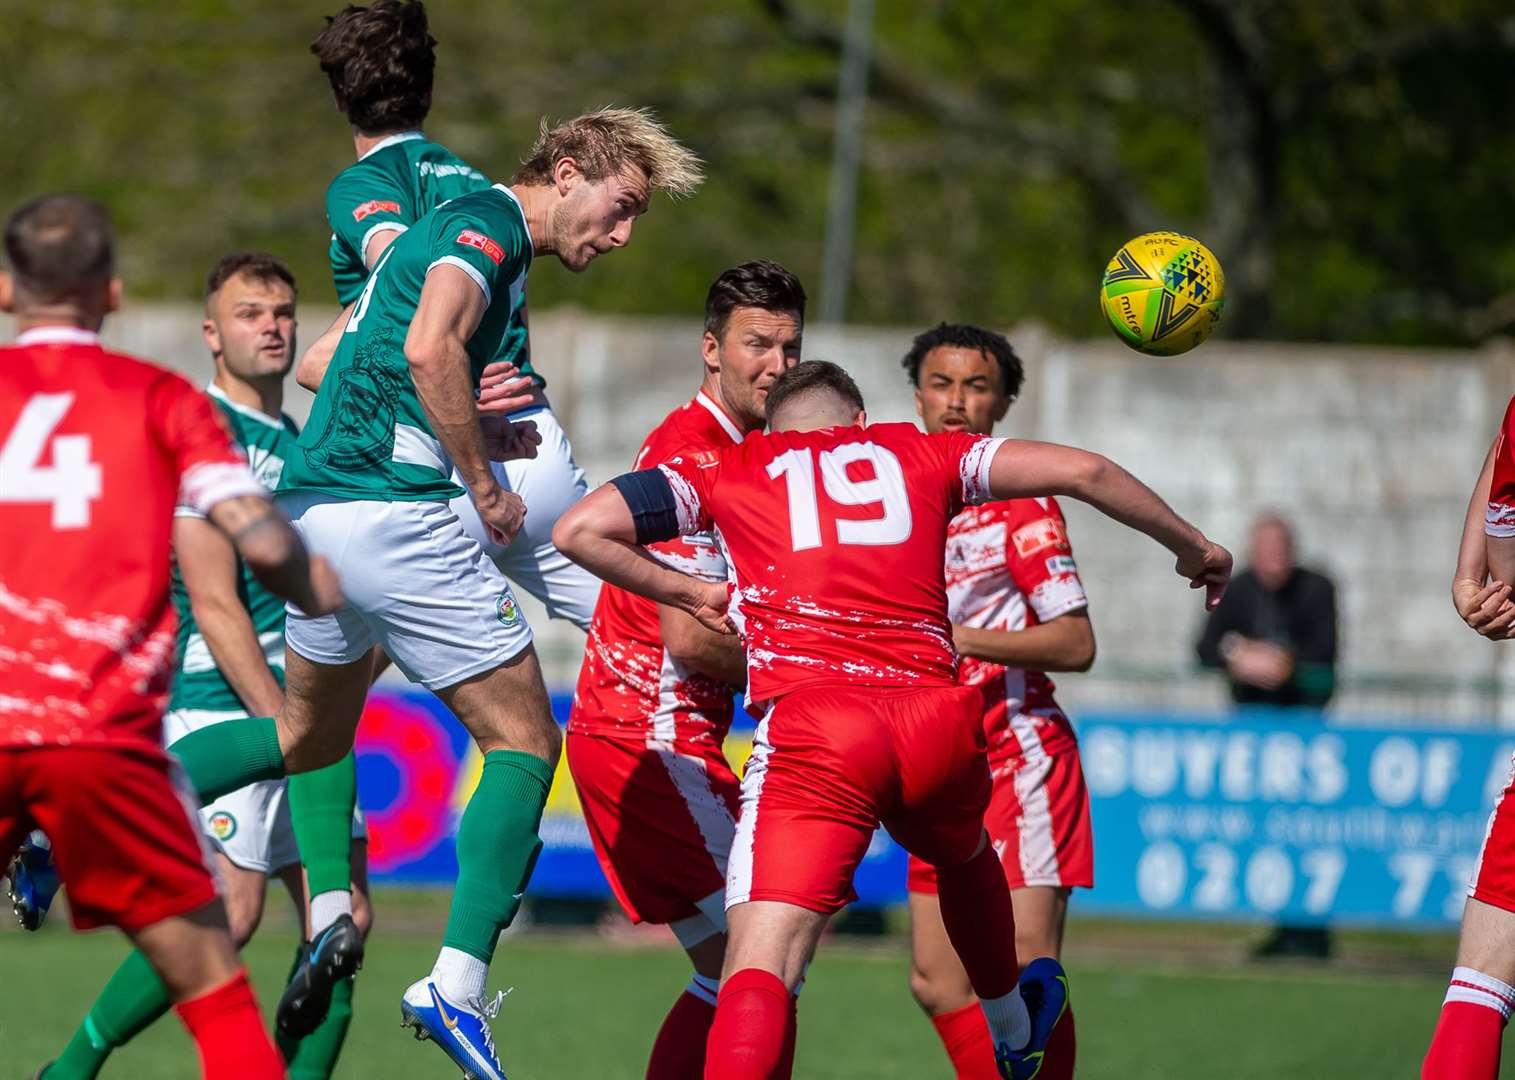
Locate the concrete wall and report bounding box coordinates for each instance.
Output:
[23,306,1514,722]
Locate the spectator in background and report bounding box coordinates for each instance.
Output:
[1197,511,1339,959]
[1196,512,1338,709]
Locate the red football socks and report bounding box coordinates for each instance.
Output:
[1038,1004,1077,1080]
[174,970,284,1080]
[703,967,790,1080]
[930,1002,1000,1080]
[1423,966,1514,1080]
[647,986,717,1079]
[775,991,798,1079]
[936,843,1019,1000]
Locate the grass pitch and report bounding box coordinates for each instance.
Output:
[0,902,1501,1079]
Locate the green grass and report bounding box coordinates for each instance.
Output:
[0,908,1508,1079]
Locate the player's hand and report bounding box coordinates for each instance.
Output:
[684,581,736,636]
[476,361,537,415]
[1177,539,1232,611]
[1455,578,1515,640]
[482,417,542,462]
[474,485,528,547]
[302,555,345,617]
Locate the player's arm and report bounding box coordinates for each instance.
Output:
[1455,434,1515,638]
[984,440,1231,607]
[953,611,1095,672]
[660,604,745,684]
[295,300,357,393]
[172,516,285,715]
[405,263,527,544]
[553,475,734,635]
[203,494,341,618]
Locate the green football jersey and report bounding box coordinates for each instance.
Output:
[325,132,491,305]
[169,387,299,713]
[324,133,537,387]
[283,185,533,503]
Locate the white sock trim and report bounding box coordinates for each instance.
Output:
[309,890,353,937]
[686,973,720,1006]
[1447,966,1515,1020]
[980,984,1032,1053]
[432,946,490,1004]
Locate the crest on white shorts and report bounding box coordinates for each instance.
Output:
[496,590,522,628]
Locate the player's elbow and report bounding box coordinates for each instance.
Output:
[660,613,705,668]
[403,336,451,377]
[551,509,592,565]
[294,347,325,393]
[1069,633,1097,672]
[1071,452,1112,496]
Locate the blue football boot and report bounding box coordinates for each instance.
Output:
[400,977,510,1080]
[7,831,60,931]
[997,956,1071,1080]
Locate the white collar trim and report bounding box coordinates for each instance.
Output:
[695,391,745,443]
[360,131,425,160]
[205,382,286,428]
[17,326,100,347]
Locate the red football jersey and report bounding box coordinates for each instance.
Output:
[1488,394,1515,538]
[659,422,1004,706]
[0,327,261,749]
[946,497,1087,764]
[571,392,745,746]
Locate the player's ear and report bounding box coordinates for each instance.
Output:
[106,278,123,316]
[0,272,13,314]
[991,393,1011,425]
[202,317,221,357]
[701,330,721,375]
[913,386,926,422]
[854,408,868,429]
[553,156,582,196]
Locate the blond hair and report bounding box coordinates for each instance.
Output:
[512,106,704,199]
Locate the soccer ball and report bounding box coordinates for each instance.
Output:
[1099,232,1225,356]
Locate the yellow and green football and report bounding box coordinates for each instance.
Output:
[1099,232,1225,356]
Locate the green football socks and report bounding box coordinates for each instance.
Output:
[279,943,355,1080]
[441,749,554,962]
[48,949,170,1079]
[168,715,284,803]
[288,752,358,901]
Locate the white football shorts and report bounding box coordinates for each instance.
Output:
[279,493,534,690]
[450,404,601,631]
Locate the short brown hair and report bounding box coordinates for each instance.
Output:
[764,360,865,423]
[205,252,297,303]
[3,194,114,304]
[512,107,704,199]
[704,260,807,339]
[312,0,434,134]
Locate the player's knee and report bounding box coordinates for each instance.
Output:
[224,898,263,948]
[909,962,967,1016]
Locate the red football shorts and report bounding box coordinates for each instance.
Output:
[566,730,740,925]
[0,746,219,931]
[1471,752,1515,913]
[726,684,991,915]
[907,744,1094,894]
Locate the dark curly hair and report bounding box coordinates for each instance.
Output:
[311,1,435,134]
[900,322,1024,402]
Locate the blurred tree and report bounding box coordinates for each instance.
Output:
[0,0,1510,345]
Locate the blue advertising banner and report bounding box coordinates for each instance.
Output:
[1077,712,1515,927]
[354,690,1514,927]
